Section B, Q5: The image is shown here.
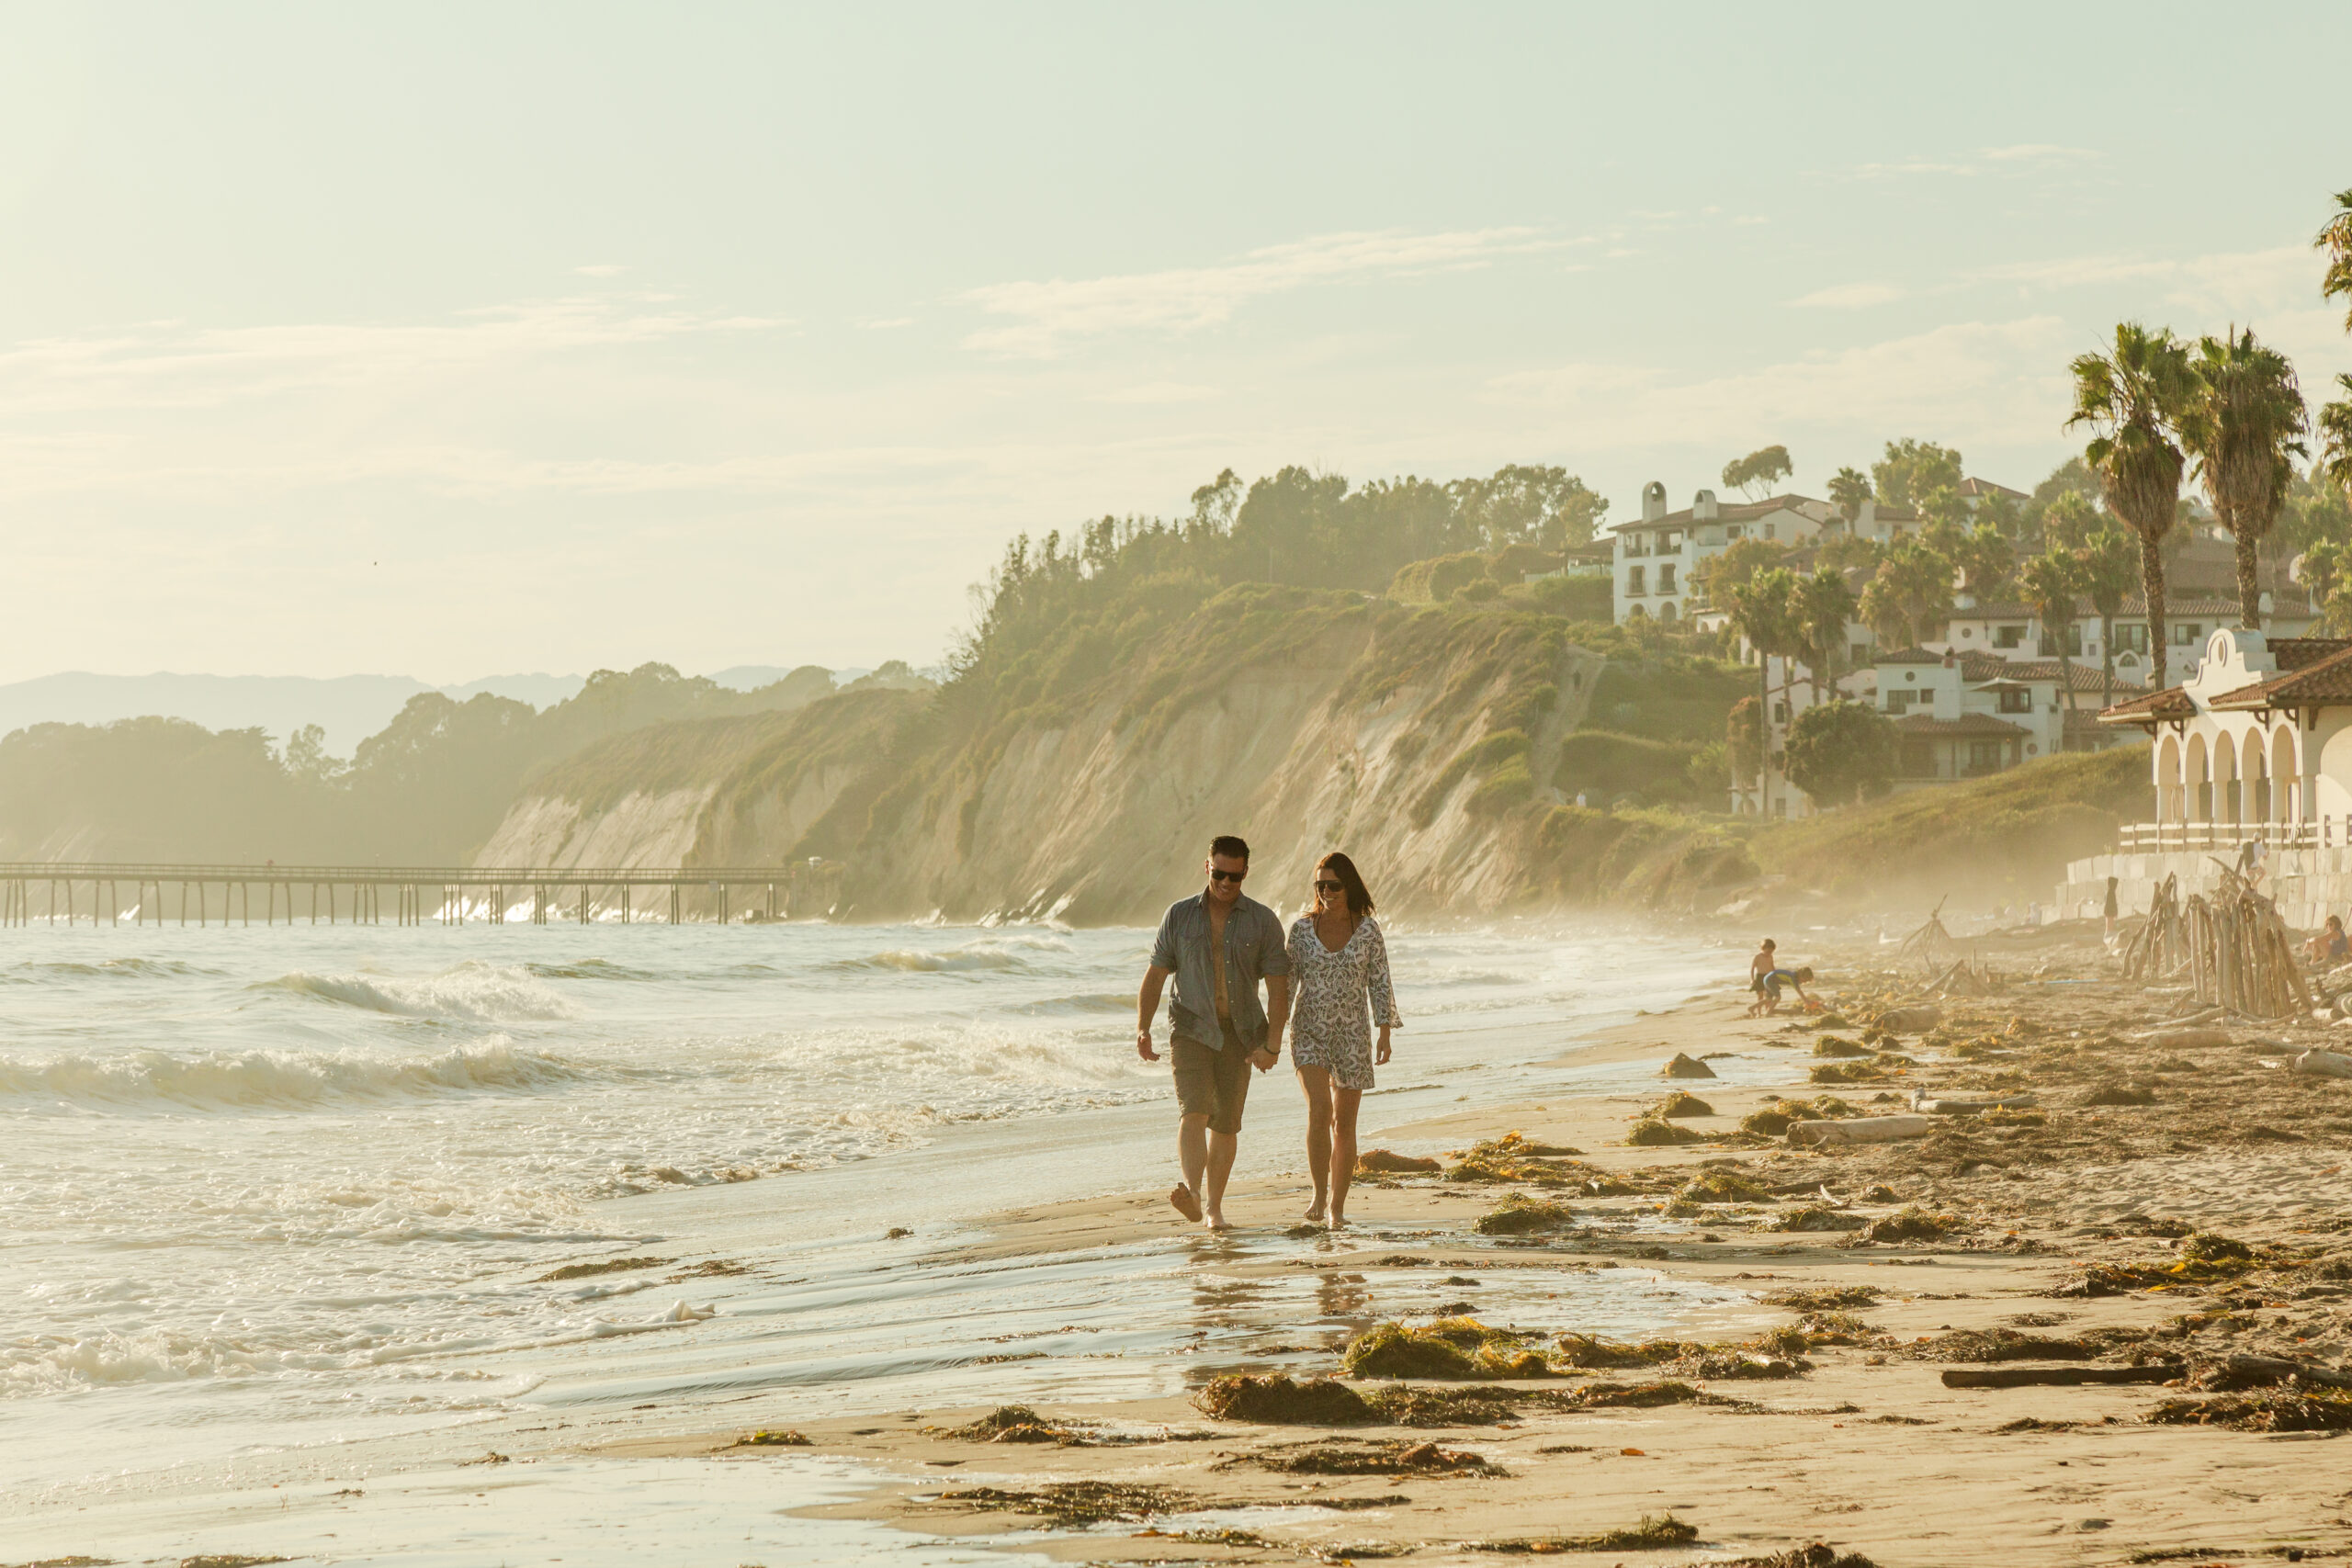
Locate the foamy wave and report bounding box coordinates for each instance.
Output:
[0,1040,589,1109]
[842,934,1072,974]
[0,1325,504,1393]
[258,959,575,1021]
[3,956,222,985]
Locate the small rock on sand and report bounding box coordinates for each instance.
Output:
[1662,1053,1716,1079]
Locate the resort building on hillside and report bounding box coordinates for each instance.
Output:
[1873,649,2143,784]
[1610,485,1839,625]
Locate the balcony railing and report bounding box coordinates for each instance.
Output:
[2116,820,2331,852]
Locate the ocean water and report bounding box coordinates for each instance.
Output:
[0,914,1741,1551]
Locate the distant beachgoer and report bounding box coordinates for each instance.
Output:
[1748,940,1777,1004]
[2309,915,2349,965]
[1285,852,1400,1230]
[2103,876,2120,944]
[1136,834,1292,1231]
[1747,964,1815,1018]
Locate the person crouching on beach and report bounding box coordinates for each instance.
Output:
[1136,834,1292,1231]
[1285,852,1400,1231]
[1747,964,1815,1017]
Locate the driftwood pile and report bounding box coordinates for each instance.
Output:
[1923,953,2002,998]
[2120,874,2188,981]
[1896,897,1954,975]
[2180,866,2312,1020]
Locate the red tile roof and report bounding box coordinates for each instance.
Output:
[2207,641,2352,710]
[2098,686,2197,725]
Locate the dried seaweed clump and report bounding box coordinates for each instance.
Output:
[1344,1319,1552,1380]
[1465,1514,1699,1553]
[1552,1333,1691,1370]
[1813,1035,1871,1058]
[932,1482,1189,1525]
[1905,1328,2098,1363]
[1678,1168,1772,1203]
[1762,1285,1882,1310]
[2075,1231,2281,1291]
[1558,1380,1722,1409]
[1848,1205,1964,1244]
[1197,1373,1376,1425]
[1447,1132,1587,1185]
[1624,1116,1705,1147]
[1744,1096,1860,1134]
[1229,1438,1501,1475]
[1475,1196,1578,1235]
[731,1428,813,1447]
[1369,1386,1532,1426]
[2079,1082,2159,1107]
[937,1404,1082,1444]
[1720,1546,1880,1568]
[2147,1388,2352,1432]
[1655,1089,1715,1118]
[1358,1148,1442,1174]
[1792,1311,1883,1347]
[1810,1060,1889,1086]
[1766,1205,1866,1233]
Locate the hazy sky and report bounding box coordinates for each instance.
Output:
[5,3,2349,686]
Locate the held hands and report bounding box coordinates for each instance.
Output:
[1376,1025,1393,1066]
[1250,1047,1278,1072]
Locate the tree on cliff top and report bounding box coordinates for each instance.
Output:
[1783,700,1896,808]
[1722,445,1792,502]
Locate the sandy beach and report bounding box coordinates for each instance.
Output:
[11,921,2352,1565]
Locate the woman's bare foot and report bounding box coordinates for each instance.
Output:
[1169,1184,1203,1223]
[1326,1211,1349,1229]
[1205,1213,1233,1233]
[1304,1199,1327,1222]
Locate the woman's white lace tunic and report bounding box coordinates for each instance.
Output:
[1285,914,1400,1091]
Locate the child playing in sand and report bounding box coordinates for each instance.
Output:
[1747,940,1776,1005]
[1747,964,1815,1017]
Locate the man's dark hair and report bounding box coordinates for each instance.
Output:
[1208,834,1250,863]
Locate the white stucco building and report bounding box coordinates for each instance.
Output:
[1610,484,1838,625]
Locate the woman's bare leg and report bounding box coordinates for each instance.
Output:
[1327,1085,1363,1227]
[1295,1065,1333,1219]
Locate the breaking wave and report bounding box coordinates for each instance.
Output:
[256,960,575,1021]
[0,1039,592,1110]
[842,935,1073,974]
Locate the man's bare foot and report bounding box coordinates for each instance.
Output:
[1304,1200,1327,1222]
[1205,1213,1232,1232]
[1169,1184,1203,1223]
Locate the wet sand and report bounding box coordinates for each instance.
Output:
[752,927,2352,1565]
[14,925,2352,1564]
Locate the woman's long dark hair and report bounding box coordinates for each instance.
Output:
[1317,852,1375,919]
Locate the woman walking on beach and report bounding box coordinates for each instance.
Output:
[1287,852,1400,1229]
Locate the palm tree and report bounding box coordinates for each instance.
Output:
[2066,323,2198,689]
[1877,541,1954,649]
[1793,568,1860,704]
[1728,568,1802,817]
[2074,526,2139,710]
[2184,327,2308,629]
[1827,467,1872,528]
[2317,187,2352,332]
[2018,550,2084,718]
[2322,378,2352,497]
[1857,577,1910,651]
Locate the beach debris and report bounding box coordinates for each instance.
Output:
[178,1559,292,1568]
[2177,867,2313,1019]
[535,1255,673,1282]
[936,1404,1085,1444]
[1909,1327,2109,1362]
[1762,1285,1882,1310]
[1198,1374,1376,1425]
[1766,1206,1867,1233]
[2122,872,2188,979]
[1447,1132,1588,1184]
[1343,1319,1553,1380]
[1654,1089,1714,1118]
[1662,1052,1716,1079]
[731,1428,814,1447]
[1674,1168,1772,1204]
[1623,1116,1705,1146]
[1785,1114,1928,1148]
[1845,1204,1965,1244]
[1719,1547,1880,1568]
[2291,1048,2352,1078]
[1875,1003,1941,1032]
[1808,1060,1890,1085]
[2188,1354,2352,1393]
[1895,897,1955,972]
[1812,1011,1853,1029]
[1992,1416,2079,1432]
[1224,1438,1500,1475]
[1474,1196,1578,1235]
[1913,1092,2038,1115]
[1942,1365,2178,1389]
[1368,1386,1534,1426]
[2147,1387,2352,1431]
[1556,1379,1731,1409]
[672,1258,749,1277]
[1812,1035,1871,1058]
[885,1226,913,1238]
[2135,1025,2233,1048]
[1358,1149,1443,1174]
[1551,1333,1696,1369]
[1462,1512,1698,1552]
[2078,1082,2158,1106]
[930,1482,1190,1525]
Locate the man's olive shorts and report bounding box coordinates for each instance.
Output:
[1171,1020,1254,1134]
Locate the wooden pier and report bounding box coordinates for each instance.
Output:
[0,863,846,928]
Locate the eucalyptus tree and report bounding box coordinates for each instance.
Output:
[2184,327,2308,629]
[2074,526,2140,711]
[2066,323,2199,689]
[2018,549,2086,715]
[1722,445,1793,502]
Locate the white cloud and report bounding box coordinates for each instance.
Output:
[959,227,1569,357]
[1487,316,2075,452]
[860,316,916,330]
[1791,281,1905,310]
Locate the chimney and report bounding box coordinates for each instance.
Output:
[1692,489,1719,521]
[1642,481,1667,524]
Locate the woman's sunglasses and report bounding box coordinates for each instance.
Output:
[1314,879,1343,892]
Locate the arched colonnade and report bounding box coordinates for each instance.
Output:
[2153,719,2303,828]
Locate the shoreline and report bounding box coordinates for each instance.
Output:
[14,922,2352,1563]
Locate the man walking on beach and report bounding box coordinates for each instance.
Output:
[1137,834,1292,1230]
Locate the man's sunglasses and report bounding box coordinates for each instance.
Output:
[1209,868,1247,884]
[1314,879,1343,892]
